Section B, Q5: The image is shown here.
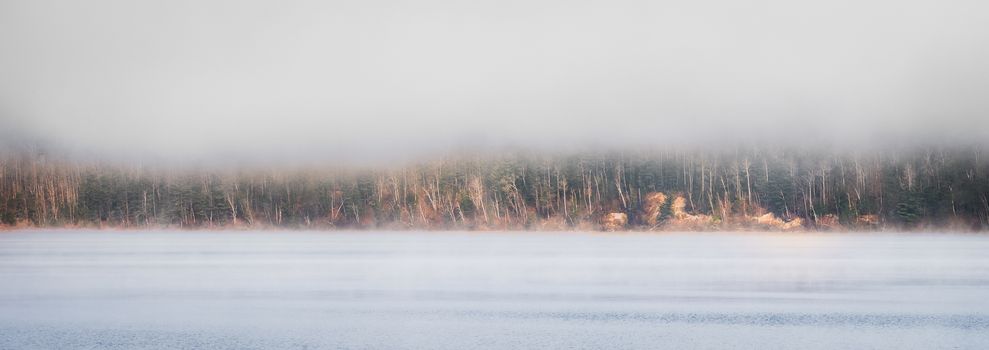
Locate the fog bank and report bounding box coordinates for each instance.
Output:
[1,0,988,162]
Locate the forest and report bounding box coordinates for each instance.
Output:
[2,144,988,231]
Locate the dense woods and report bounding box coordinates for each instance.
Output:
[2,145,988,231]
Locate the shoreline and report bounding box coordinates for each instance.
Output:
[3,226,986,235]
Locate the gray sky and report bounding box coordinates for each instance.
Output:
[1,0,988,162]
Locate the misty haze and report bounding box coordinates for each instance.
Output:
[2,0,988,160]
[1,0,989,349]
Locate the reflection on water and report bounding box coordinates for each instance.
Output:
[1,231,988,349]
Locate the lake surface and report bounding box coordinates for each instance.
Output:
[1,231,988,349]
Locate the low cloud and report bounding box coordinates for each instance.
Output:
[1,0,987,163]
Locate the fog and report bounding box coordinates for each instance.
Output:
[1,0,988,162]
[2,231,988,349]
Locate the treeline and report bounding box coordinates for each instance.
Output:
[2,145,988,231]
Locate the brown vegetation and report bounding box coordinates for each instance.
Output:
[602,213,628,231]
[2,145,988,232]
[639,192,668,227]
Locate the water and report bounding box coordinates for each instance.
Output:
[1,231,988,349]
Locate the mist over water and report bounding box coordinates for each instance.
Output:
[1,231,988,349]
[1,0,988,163]
[2,3,988,347]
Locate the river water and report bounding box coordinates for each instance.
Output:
[1,231,987,349]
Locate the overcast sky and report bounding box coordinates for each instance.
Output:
[1,0,987,162]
